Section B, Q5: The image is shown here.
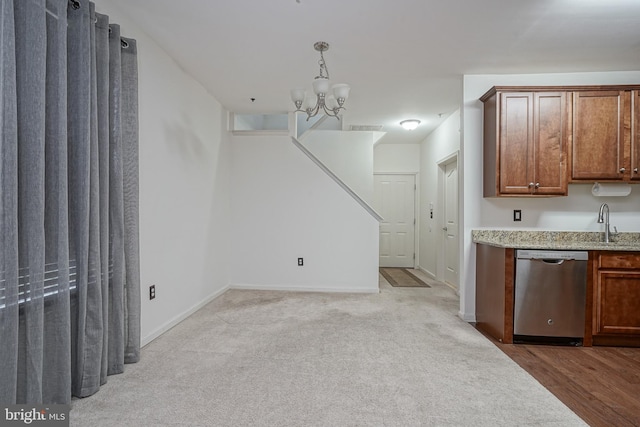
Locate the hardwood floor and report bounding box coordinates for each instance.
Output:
[491,339,640,426]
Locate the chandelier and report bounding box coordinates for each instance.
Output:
[290,42,350,120]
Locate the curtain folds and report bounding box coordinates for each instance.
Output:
[0,0,140,404]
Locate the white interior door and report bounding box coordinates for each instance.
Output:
[374,174,415,268]
[443,160,459,288]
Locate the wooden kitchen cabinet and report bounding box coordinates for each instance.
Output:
[592,252,640,346]
[475,244,515,343]
[481,88,569,197]
[571,90,631,181]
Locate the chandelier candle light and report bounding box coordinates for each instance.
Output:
[291,41,350,120]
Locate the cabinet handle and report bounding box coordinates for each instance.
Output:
[535,183,540,188]
[634,167,638,174]
[620,167,626,173]
[528,182,534,188]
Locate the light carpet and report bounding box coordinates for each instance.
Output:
[70,271,587,426]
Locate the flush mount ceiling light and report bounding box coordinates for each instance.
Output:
[400,119,421,130]
[290,42,350,121]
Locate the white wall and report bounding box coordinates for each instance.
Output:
[301,131,376,204]
[374,144,420,173]
[462,71,640,322]
[231,135,380,293]
[97,1,231,345]
[418,111,461,279]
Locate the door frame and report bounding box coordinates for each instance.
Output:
[436,152,459,291]
[373,172,419,269]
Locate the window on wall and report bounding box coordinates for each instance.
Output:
[230,113,290,133]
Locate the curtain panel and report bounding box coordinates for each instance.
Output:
[0,0,140,404]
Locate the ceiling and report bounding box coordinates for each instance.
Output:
[108,0,640,144]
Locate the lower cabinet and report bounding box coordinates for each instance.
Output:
[475,244,515,344]
[475,246,640,347]
[592,252,640,346]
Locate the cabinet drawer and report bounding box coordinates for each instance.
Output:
[598,253,640,269]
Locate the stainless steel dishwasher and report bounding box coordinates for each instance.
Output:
[514,249,588,343]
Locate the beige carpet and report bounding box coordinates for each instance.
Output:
[380,268,431,287]
[70,270,587,426]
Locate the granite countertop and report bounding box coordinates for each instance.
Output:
[472,230,640,251]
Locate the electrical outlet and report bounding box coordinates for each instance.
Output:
[513,210,522,222]
[298,257,304,266]
[149,285,156,300]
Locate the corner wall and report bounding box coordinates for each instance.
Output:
[96,1,232,345]
[230,135,380,293]
[462,71,640,322]
[418,111,461,280]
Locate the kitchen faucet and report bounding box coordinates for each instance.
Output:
[597,203,617,243]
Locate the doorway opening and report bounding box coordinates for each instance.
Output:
[437,153,459,291]
[373,173,418,268]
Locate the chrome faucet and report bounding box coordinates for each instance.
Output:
[597,203,617,243]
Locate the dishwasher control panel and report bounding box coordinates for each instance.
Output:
[516,250,588,261]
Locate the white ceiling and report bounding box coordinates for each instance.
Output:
[108,0,640,144]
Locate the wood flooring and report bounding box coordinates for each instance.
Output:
[490,338,640,426]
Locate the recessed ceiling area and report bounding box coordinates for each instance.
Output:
[105,0,640,144]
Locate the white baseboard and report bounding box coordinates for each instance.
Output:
[229,283,379,294]
[417,266,436,280]
[458,311,476,323]
[141,285,230,347]
[418,266,461,295]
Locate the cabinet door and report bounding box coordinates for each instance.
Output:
[632,90,640,181]
[499,92,533,194]
[533,92,568,195]
[594,270,640,336]
[572,91,626,180]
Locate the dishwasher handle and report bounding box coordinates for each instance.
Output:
[540,258,565,265]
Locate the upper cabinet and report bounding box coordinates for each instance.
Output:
[571,90,632,181]
[482,85,640,197]
[481,88,569,197]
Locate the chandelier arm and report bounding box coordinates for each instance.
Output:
[321,103,343,120]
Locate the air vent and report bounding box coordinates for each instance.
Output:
[349,125,383,132]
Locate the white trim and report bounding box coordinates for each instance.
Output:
[141,285,230,347]
[458,311,476,323]
[436,151,460,287]
[229,283,380,294]
[418,266,436,280]
[419,265,460,296]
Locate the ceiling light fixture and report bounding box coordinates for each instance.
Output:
[290,42,350,121]
[400,119,421,130]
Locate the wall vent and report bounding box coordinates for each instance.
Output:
[349,125,383,132]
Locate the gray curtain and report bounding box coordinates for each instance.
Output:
[0,0,140,404]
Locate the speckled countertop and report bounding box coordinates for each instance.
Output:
[472,230,640,251]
